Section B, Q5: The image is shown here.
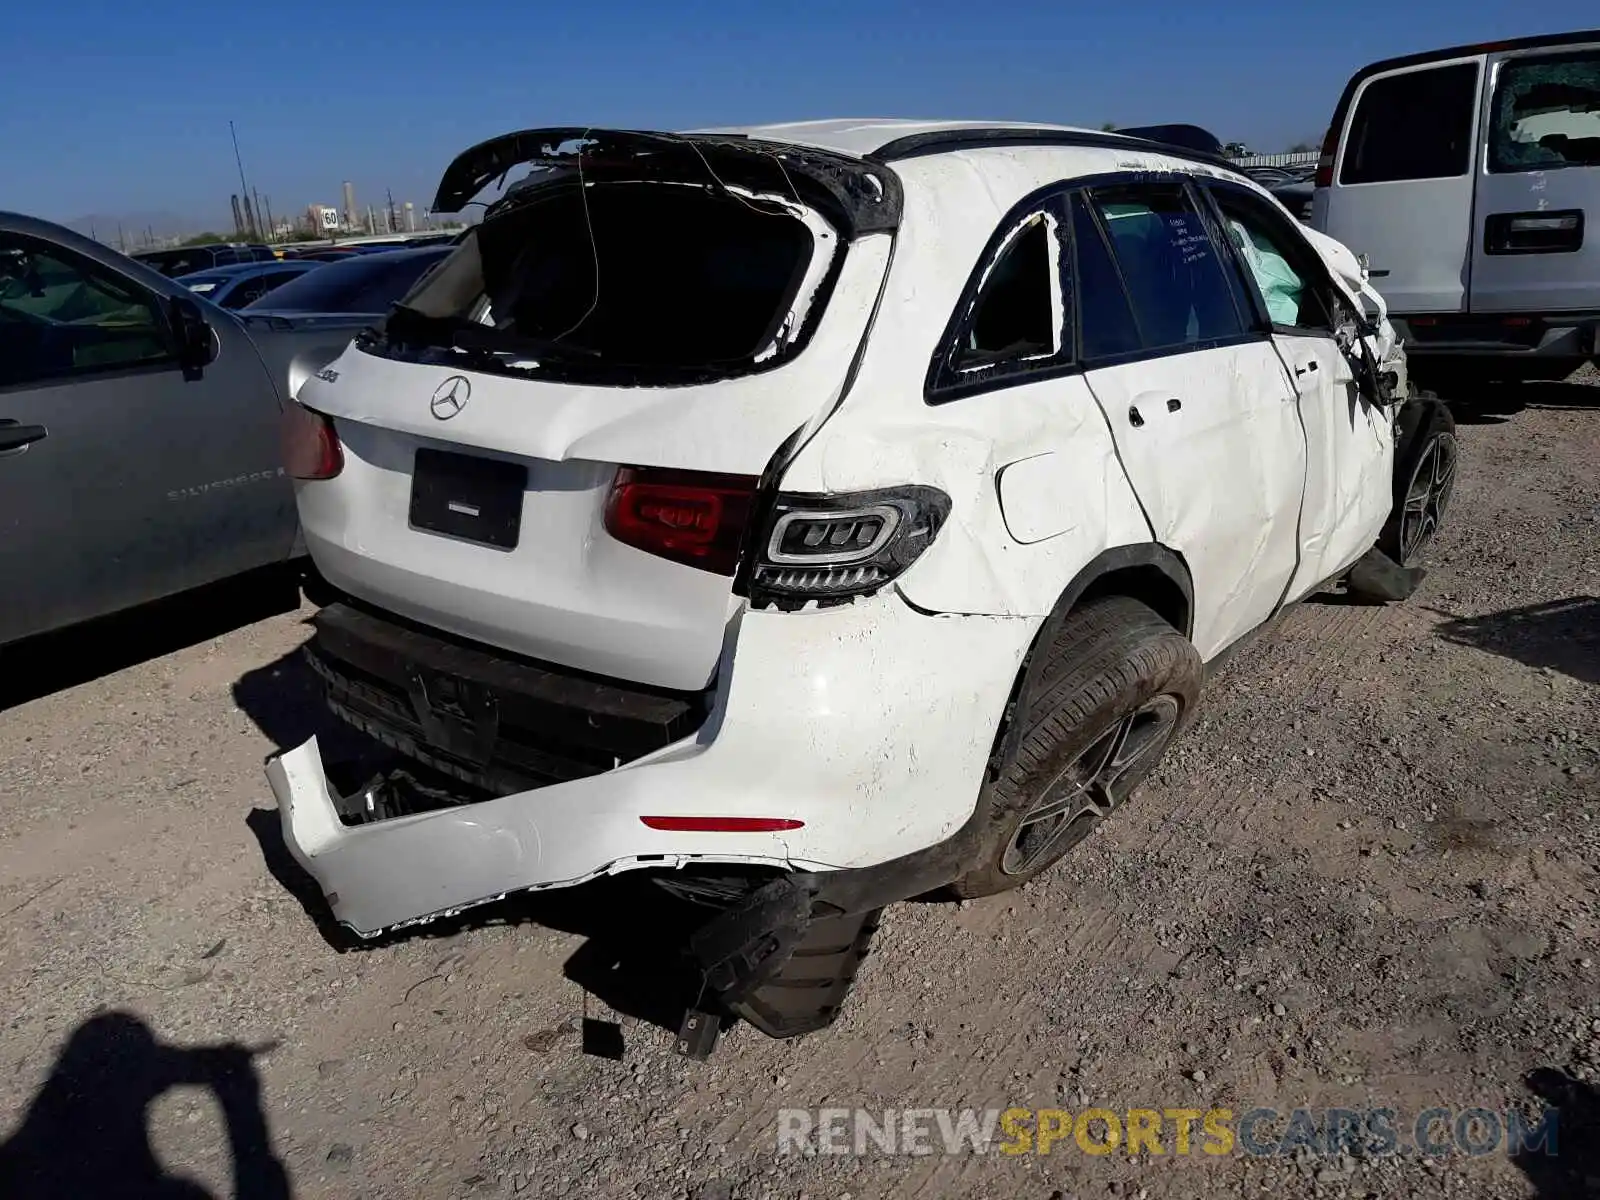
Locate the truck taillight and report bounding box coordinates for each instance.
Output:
[281,401,343,480]
[604,466,758,576]
[1314,122,1338,189]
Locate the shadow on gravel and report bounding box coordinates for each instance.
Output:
[1512,1067,1600,1198]
[0,1011,291,1200]
[1436,380,1600,425]
[1433,596,1600,686]
[0,565,301,713]
[231,646,383,762]
[245,803,713,1044]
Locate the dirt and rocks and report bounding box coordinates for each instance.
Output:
[1,379,1597,1200]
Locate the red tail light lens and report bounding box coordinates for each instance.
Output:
[281,401,343,480]
[1314,122,1338,189]
[604,466,757,575]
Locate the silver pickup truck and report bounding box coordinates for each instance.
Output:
[0,212,446,647]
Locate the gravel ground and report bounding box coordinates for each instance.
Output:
[1,378,1597,1200]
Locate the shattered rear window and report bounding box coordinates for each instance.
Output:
[384,179,835,386]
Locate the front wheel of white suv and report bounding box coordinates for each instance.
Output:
[950,594,1203,899]
[1378,395,1459,570]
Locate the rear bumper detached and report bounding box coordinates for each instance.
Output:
[265,594,1035,939]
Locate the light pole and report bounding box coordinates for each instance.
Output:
[230,120,256,240]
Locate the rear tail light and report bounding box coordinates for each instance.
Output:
[281,401,343,480]
[604,466,757,576]
[748,485,951,610]
[1314,122,1338,189]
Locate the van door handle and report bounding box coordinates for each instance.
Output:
[1295,361,1319,377]
[1128,405,1145,428]
[0,420,48,455]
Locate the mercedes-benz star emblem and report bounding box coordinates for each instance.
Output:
[430,375,471,420]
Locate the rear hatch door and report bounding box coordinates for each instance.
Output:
[294,130,900,691]
[1470,39,1600,313]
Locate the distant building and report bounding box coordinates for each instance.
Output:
[341,181,358,231]
[403,202,416,233]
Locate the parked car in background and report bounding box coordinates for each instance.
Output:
[1244,165,1315,222]
[0,213,302,647]
[280,247,365,262]
[267,121,1450,1048]
[132,242,277,277]
[233,246,454,426]
[242,246,450,316]
[175,260,321,310]
[1313,29,1600,384]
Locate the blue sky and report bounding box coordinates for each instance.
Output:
[7,0,1597,227]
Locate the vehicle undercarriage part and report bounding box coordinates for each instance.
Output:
[677,874,886,1058]
[1344,546,1425,602]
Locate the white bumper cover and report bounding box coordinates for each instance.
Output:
[266,595,1037,936]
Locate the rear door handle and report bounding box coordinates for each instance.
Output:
[1295,361,1319,377]
[0,420,48,455]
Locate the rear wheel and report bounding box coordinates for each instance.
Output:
[950,595,1203,899]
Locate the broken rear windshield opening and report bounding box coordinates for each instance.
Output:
[384,179,835,385]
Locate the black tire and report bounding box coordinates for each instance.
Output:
[1378,395,1458,569]
[949,595,1202,899]
[729,907,881,1039]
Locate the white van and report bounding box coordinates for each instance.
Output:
[1313,30,1600,383]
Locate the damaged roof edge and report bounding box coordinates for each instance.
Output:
[433,127,906,238]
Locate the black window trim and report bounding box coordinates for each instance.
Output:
[1199,179,1344,339]
[1073,174,1263,371]
[925,170,1279,403]
[924,186,1077,405]
[0,232,181,393]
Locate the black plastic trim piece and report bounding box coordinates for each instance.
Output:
[869,126,1238,172]
[1483,209,1585,255]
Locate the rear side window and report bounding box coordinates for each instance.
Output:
[1340,63,1480,184]
[1490,49,1600,172]
[957,214,1060,368]
[1084,184,1246,353]
[927,208,1067,399]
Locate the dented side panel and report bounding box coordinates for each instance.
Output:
[1083,342,1307,660]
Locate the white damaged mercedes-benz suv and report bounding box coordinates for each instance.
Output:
[269,120,1453,1050]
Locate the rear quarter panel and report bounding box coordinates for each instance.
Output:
[778,147,1154,618]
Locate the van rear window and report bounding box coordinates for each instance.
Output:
[1490,49,1600,173]
[1340,63,1479,185]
